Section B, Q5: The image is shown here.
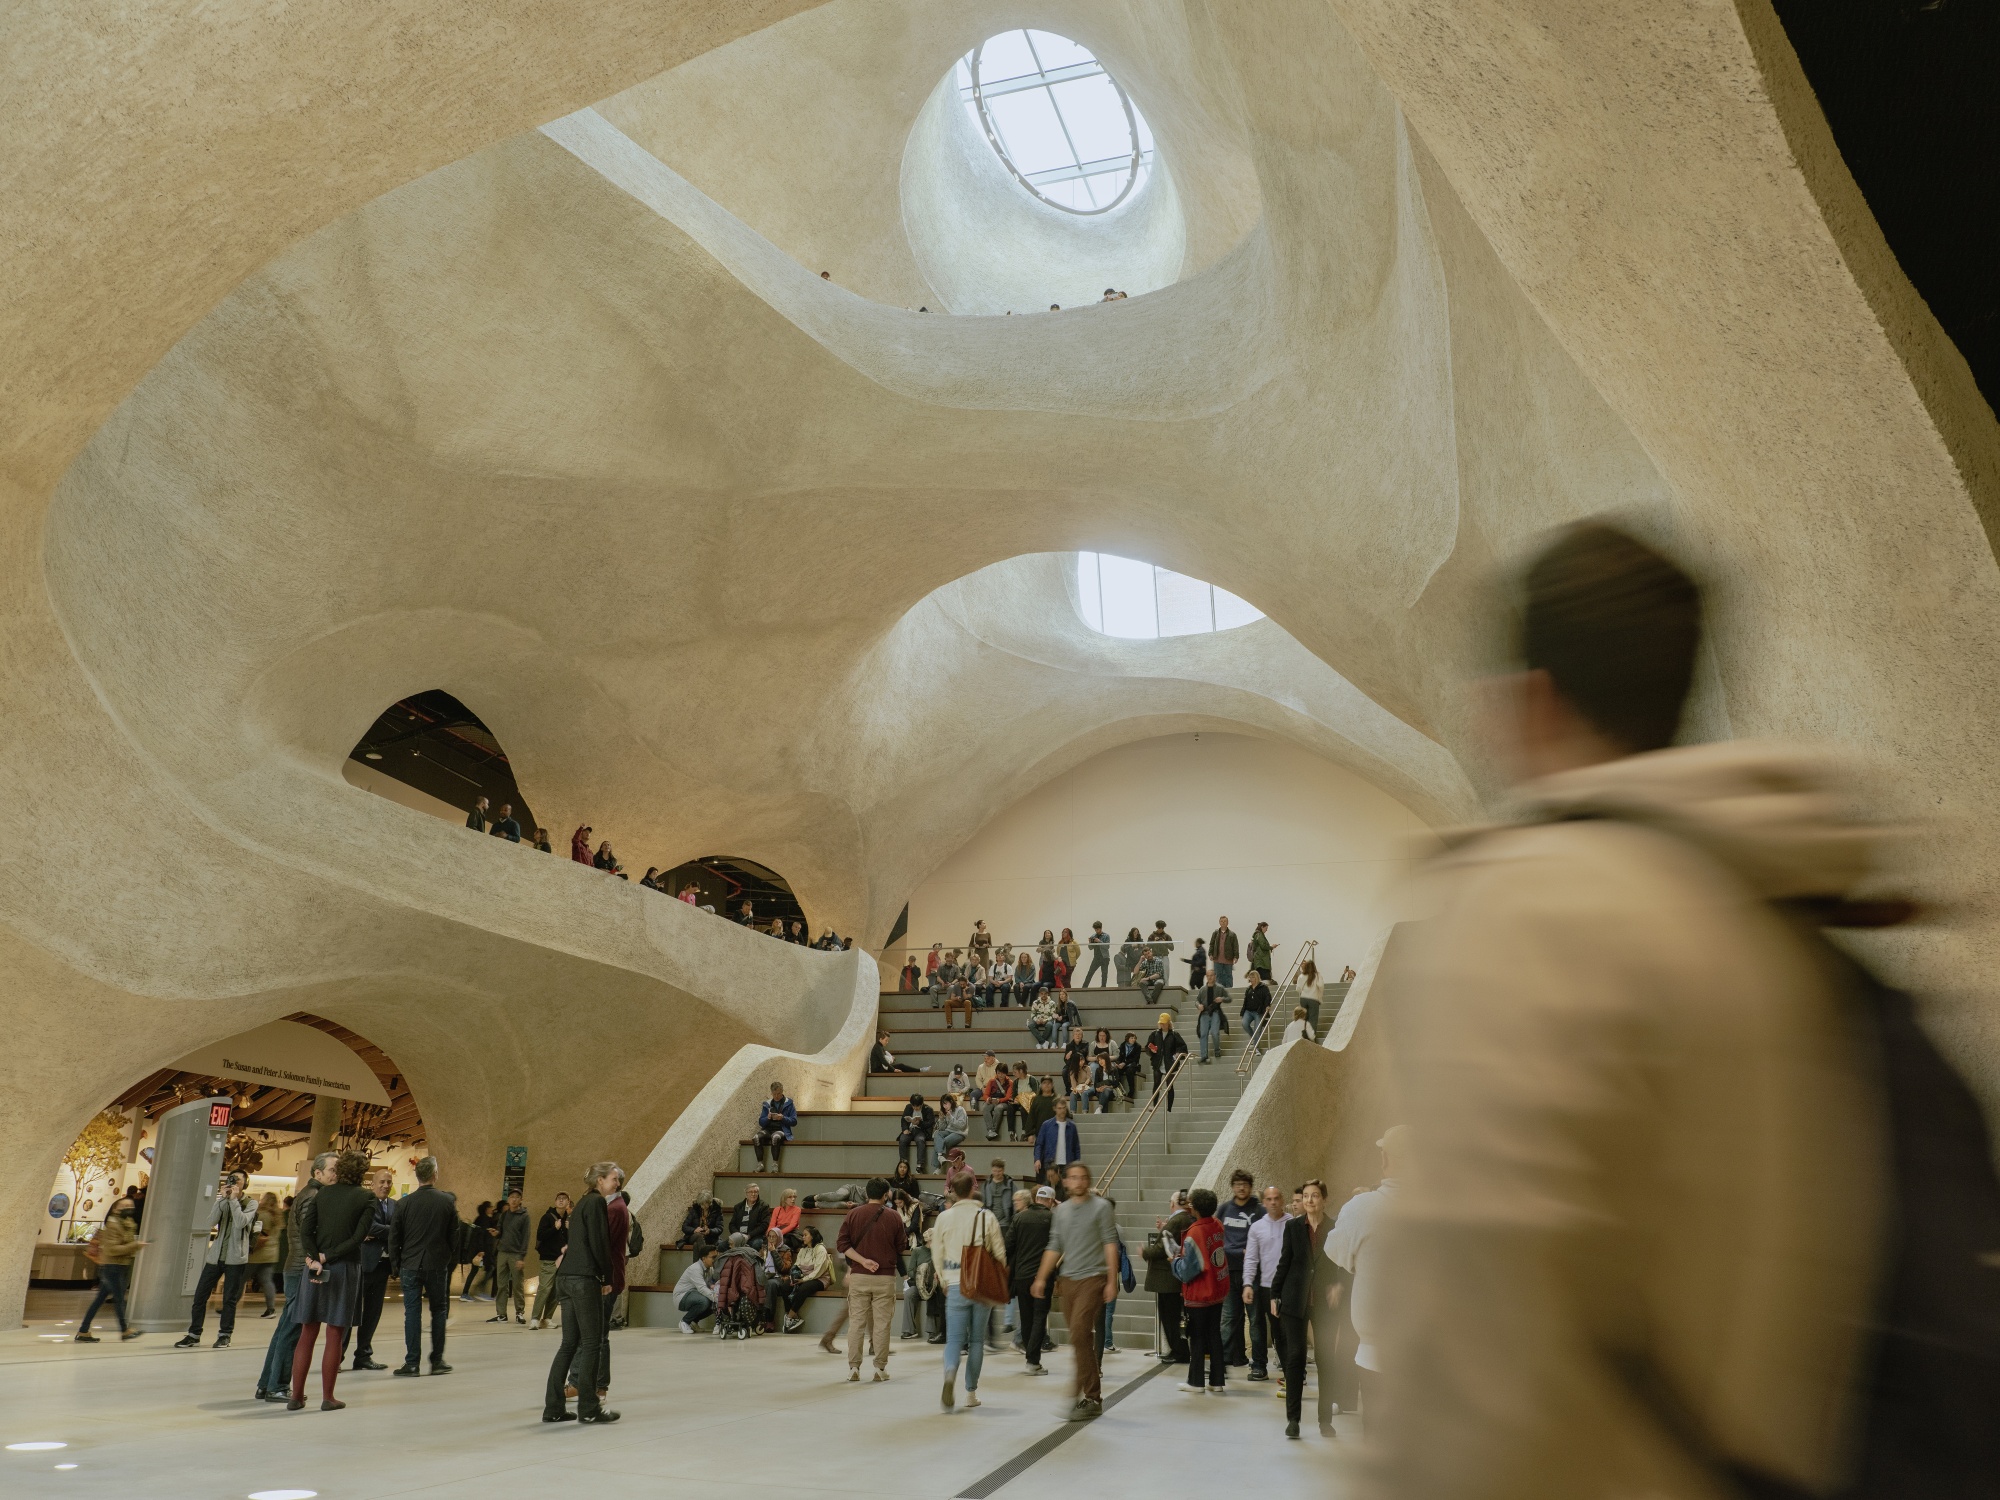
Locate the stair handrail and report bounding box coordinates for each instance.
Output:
[1235,938,1317,1076]
[1098,1051,1189,1197]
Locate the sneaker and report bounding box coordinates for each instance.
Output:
[485,1316,505,1324]
[678,1320,694,1334]
[542,1412,578,1423]
[1178,1382,1204,1393]
[1069,1399,1101,1421]
[393,1364,421,1376]
[1025,1363,1047,1376]
[848,1369,860,1382]
[173,1335,199,1348]
[941,1374,955,1410]
[901,1330,918,1340]
[1208,1384,1226,1394]
[120,1330,142,1342]
[73,1332,98,1343]
[965,1392,981,1409]
[783,1317,804,1334]
[579,1410,621,1424]
[1247,1369,1268,1382]
[1104,1343,1119,1354]
[1286,1421,1301,1439]
[260,1308,276,1318]
[213,1336,230,1349]
[872,1370,890,1382]
[429,1362,453,1375]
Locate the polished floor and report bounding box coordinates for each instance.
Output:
[5,1290,1351,1499]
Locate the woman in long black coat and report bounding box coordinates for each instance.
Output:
[1270,1179,1345,1438]
[1143,1013,1189,1112]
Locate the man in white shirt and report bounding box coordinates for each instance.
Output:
[1329,1126,1401,1420]
[1241,1184,1290,1381]
[1280,1006,1316,1047]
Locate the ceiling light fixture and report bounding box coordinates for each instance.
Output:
[363,751,383,761]
[248,1490,318,1499]
[6,1442,68,1451]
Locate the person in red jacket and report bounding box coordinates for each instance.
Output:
[1175,1187,1233,1393]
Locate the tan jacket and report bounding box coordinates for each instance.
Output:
[1372,742,1886,1500]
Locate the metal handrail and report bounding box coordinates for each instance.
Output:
[1098,1051,1189,1197]
[1235,938,1318,1076]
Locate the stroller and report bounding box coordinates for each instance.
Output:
[712,1252,765,1340]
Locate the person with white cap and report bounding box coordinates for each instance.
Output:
[1328,1125,1402,1426]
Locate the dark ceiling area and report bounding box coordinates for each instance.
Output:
[1772,0,1999,417]
[348,689,538,834]
[659,855,806,930]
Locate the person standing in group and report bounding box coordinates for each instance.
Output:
[1114,927,1141,988]
[350,1169,395,1369]
[490,1188,530,1325]
[1272,1178,1342,1439]
[1146,921,1173,970]
[1005,1185,1056,1371]
[1175,1187,1232,1393]
[1181,936,1208,991]
[289,1149,375,1411]
[1032,1161,1120,1420]
[1247,921,1274,982]
[74,1196,146,1342]
[580,1177,630,1398]
[1145,1190,1194,1364]
[1241,1184,1290,1382]
[967,920,992,967]
[541,1161,622,1424]
[531,1192,571,1328]
[1209,916,1239,991]
[255,1154,331,1401]
[466,796,490,833]
[386,1154,459,1376]
[1216,1169,1261,1369]
[1195,973,1229,1063]
[248,1191,282,1318]
[836,1177,907,1383]
[899,955,923,992]
[933,1171,1009,1410]
[1033,1096,1081,1184]
[1145,1012,1188,1110]
[755,1080,796,1170]
[177,1170,258,1349]
[1081,922,1111,988]
[490,803,522,841]
[1329,1128,1398,1430]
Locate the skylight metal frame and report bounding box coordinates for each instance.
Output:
[961,33,1152,215]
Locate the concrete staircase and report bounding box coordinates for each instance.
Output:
[633,984,1267,1346]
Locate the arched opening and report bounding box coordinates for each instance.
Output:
[652,855,805,933]
[29,1016,427,1330]
[345,689,539,837]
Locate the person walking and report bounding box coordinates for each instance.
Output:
[1241,971,1275,1044]
[386,1154,459,1375]
[1145,1191,1194,1363]
[933,1171,1009,1410]
[1272,1178,1342,1438]
[1031,1161,1120,1420]
[542,1161,622,1424]
[490,1189,530,1324]
[1217,1169,1261,1368]
[177,1170,258,1348]
[1241,1184,1290,1382]
[1081,922,1111,988]
[255,1154,331,1401]
[531,1192,571,1328]
[1032,1096,1081,1183]
[74,1196,146,1342]
[1195,975,1229,1063]
[1145,1012,1189,1110]
[1181,936,1208,991]
[1209,916,1239,990]
[836,1177,907,1382]
[1175,1188,1232,1393]
[350,1169,395,1368]
[1329,1129,1398,1430]
[1005,1185,1056,1372]
[1247,921,1274,981]
[754,1081,796,1171]
[248,1190,282,1318]
[289,1149,374,1411]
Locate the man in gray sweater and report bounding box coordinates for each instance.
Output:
[178,1171,259,1349]
[1030,1162,1121,1421]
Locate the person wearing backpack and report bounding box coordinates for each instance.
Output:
[1371,523,1968,1500]
[1174,1187,1232,1393]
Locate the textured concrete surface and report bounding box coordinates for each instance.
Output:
[4,0,1999,1336]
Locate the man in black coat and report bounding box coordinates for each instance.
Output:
[350,1166,396,1370]
[543,1163,622,1425]
[1003,1185,1057,1370]
[387,1156,460,1375]
[727,1183,772,1243]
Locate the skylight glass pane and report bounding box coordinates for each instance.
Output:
[1076,553,1103,631]
[1156,569,1213,637]
[1213,587,1265,630]
[1025,30,1096,71]
[1048,77,1132,164]
[985,89,1074,178]
[1098,555,1159,639]
[978,30,1040,83]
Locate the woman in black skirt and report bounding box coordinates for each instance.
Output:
[291,1150,376,1411]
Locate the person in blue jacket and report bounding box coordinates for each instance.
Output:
[1215,1168,1262,1367]
[1033,1097,1082,1184]
[754,1082,797,1171]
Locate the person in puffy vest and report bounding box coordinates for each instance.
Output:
[1175,1187,1233,1393]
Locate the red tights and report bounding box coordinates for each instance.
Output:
[290,1321,345,1403]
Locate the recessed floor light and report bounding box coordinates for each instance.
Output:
[55,1463,78,1470]
[249,1491,318,1499]
[6,1442,68,1451]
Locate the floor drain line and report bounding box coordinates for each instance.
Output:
[954,1360,1168,1499]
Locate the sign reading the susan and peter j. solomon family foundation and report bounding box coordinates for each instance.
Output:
[168,1019,391,1105]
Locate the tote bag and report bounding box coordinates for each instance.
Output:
[960,1209,1011,1307]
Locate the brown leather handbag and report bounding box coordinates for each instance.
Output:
[960,1209,1010,1307]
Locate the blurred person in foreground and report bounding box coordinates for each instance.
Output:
[1370,521,1978,1500]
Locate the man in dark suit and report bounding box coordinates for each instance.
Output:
[350,1166,396,1370]
[387,1154,460,1376]
[543,1162,622,1425]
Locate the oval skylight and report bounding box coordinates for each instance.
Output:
[1076,552,1264,639]
[956,32,1155,215]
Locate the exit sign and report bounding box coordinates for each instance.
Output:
[208,1102,232,1129]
